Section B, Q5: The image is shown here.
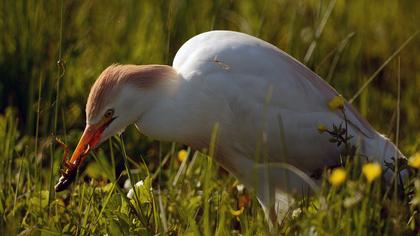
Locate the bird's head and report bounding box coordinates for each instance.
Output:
[55,64,178,191]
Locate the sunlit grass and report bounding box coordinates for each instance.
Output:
[1,108,419,235]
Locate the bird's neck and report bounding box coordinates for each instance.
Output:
[134,76,214,149]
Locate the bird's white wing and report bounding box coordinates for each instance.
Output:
[173,30,376,139]
[172,31,400,213]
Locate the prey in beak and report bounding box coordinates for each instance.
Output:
[55,112,115,192]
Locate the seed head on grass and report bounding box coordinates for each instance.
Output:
[408,152,420,169]
[328,95,345,110]
[329,167,347,186]
[362,163,382,183]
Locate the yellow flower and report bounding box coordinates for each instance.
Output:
[177,149,188,162]
[329,167,347,186]
[317,123,328,133]
[230,206,244,217]
[328,95,345,110]
[408,152,420,169]
[362,163,382,183]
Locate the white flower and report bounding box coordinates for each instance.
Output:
[123,179,131,190]
[292,208,302,218]
[126,180,144,199]
[135,180,144,187]
[127,189,134,199]
[236,184,245,194]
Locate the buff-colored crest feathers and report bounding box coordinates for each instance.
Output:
[86,64,178,120]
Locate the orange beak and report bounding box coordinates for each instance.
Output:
[69,115,116,165]
[68,123,104,165]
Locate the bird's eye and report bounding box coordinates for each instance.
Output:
[104,109,114,118]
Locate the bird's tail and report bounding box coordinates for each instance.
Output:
[362,134,406,180]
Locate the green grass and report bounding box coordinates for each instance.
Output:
[0,0,419,235]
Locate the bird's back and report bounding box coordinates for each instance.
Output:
[173,30,330,112]
[174,31,376,133]
[173,31,402,179]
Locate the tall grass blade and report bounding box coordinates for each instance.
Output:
[349,31,419,103]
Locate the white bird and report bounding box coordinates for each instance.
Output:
[56,30,404,222]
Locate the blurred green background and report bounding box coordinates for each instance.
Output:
[0,0,419,234]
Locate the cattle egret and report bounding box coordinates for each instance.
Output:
[56,30,404,221]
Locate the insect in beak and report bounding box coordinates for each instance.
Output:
[55,123,105,192]
[54,138,92,192]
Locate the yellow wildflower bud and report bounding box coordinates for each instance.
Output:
[328,95,345,110]
[362,163,382,183]
[408,152,420,169]
[230,206,244,217]
[329,167,347,186]
[317,123,328,133]
[177,149,188,162]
